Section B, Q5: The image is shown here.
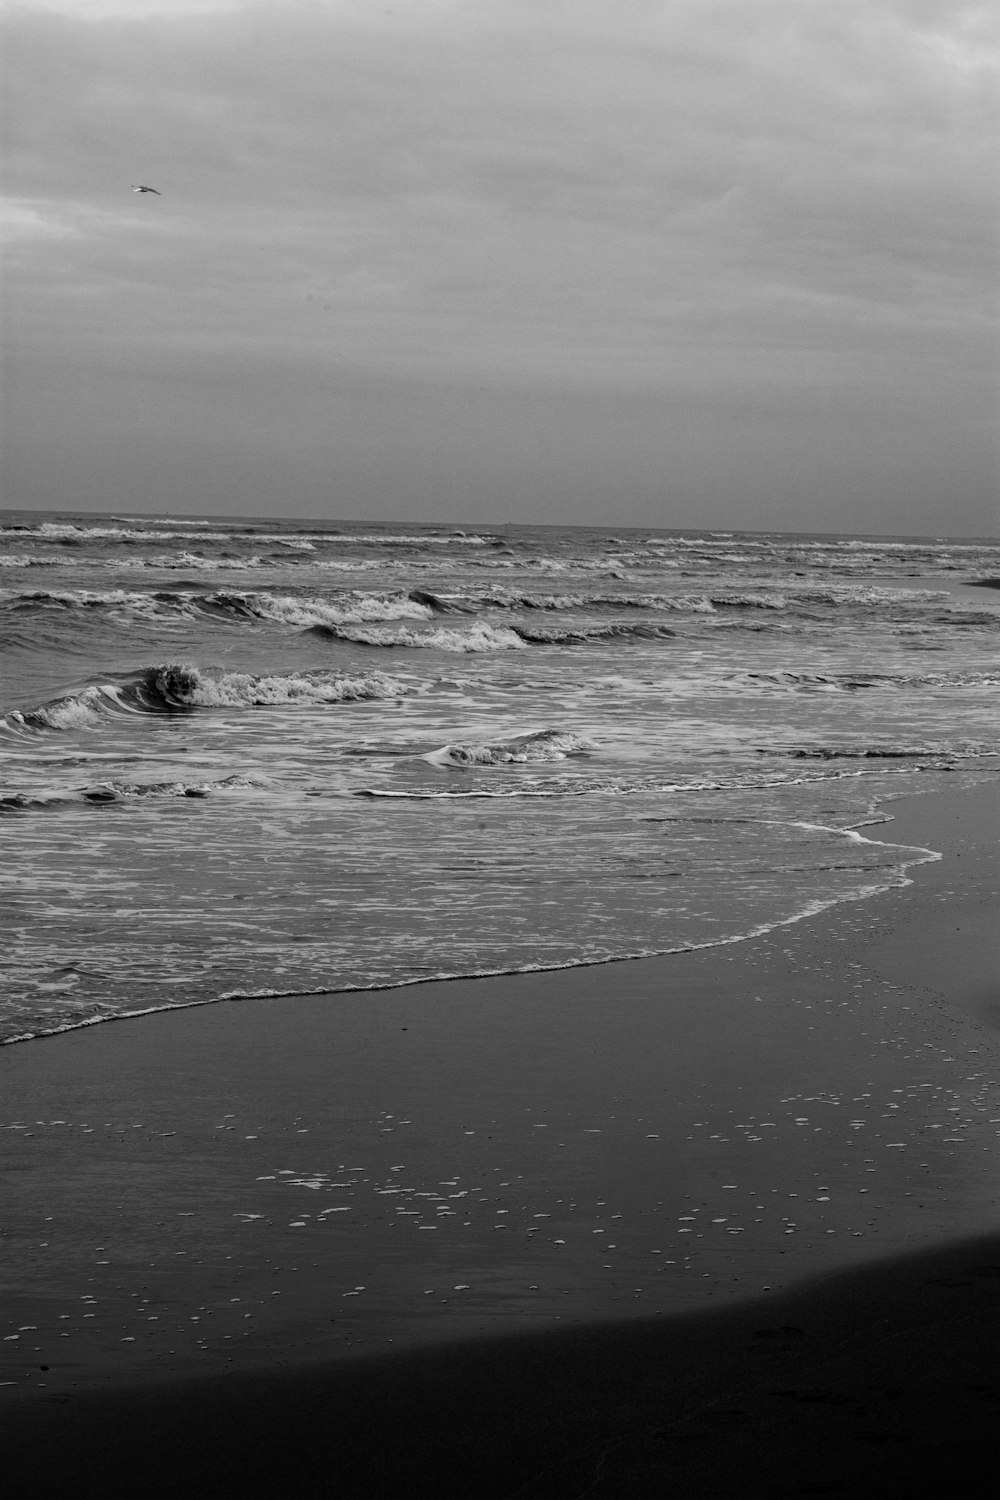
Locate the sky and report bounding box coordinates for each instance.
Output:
[1,0,997,534]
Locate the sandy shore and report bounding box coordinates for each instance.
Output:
[2,775,998,1495]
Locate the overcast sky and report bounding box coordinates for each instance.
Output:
[2,0,997,534]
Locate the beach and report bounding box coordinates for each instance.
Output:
[2,775,997,1496]
[5,0,998,1486]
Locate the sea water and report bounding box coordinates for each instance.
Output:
[2,512,998,1044]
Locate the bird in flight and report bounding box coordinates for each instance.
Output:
[131,184,161,194]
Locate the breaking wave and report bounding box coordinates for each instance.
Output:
[310,621,528,651]
[0,664,415,733]
[197,590,434,628]
[148,663,415,709]
[311,618,678,649]
[511,620,677,645]
[468,589,716,613]
[423,729,596,767]
[0,587,438,629]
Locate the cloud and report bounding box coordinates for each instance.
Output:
[2,1,997,528]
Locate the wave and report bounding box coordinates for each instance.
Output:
[148,664,415,709]
[919,609,1000,628]
[355,757,998,800]
[0,522,497,548]
[464,555,628,575]
[769,537,994,555]
[1,774,258,815]
[197,590,434,628]
[4,582,983,644]
[110,515,216,526]
[269,537,317,552]
[779,742,996,761]
[708,591,788,609]
[422,729,596,768]
[117,553,271,572]
[2,587,180,616]
[0,684,138,733]
[511,620,677,645]
[310,618,681,649]
[308,532,495,547]
[83,773,258,800]
[405,588,476,615]
[463,586,947,615]
[464,589,715,613]
[748,669,1000,691]
[0,664,416,733]
[0,587,439,629]
[707,585,951,611]
[2,522,238,545]
[400,584,957,618]
[310,621,529,651]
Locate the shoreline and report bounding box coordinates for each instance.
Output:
[0,767,961,1050]
[2,774,998,1492]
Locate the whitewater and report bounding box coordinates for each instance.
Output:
[2,510,998,1045]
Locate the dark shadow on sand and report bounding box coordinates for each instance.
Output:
[5,1231,1000,1499]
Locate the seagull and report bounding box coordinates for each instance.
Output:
[131,184,161,194]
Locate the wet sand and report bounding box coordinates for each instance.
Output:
[2,776,998,1495]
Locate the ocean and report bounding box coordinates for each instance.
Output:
[2,511,998,1047]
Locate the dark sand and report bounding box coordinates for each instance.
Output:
[2,776,998,1496]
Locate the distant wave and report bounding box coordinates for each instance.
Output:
[1,522,237,545]
[707,585,951,611]
[269,537,317,552]
[464,555,628,575]
[1,552,274,573]
[1,583,985,644]
[310,621,529,651]
[119,552,271,572]
[310,618,681,649]
[455,584,956,617]
[914,610,1000,629]
[0,521,497,548]
[306,532,495,547]
[3,587,178,615]
[747,669,1000,691]
[196,589,434,628]
[0,586,439,630]
[510,620,677,645]
[468,589,715,613]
